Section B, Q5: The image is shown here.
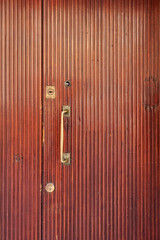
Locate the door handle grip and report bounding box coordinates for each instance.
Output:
[60,106,71,165]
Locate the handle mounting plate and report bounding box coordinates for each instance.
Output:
[62,153,71,165]
[63,105,71,117]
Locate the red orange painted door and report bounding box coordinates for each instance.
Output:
[0,0,160,239]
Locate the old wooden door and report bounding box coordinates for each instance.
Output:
[1,0,160,239]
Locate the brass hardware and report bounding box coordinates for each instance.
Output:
[46,86,55,99]
[60,106,71,165]
[63,105,70,117]
[45,183,55,193]
[62,153,71,165]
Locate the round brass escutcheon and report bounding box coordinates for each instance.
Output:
[45,183,55,193]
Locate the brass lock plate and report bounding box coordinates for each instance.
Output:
[45,183,55,193]
[46,86,56,99]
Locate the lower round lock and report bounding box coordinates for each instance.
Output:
[45,183,55,193]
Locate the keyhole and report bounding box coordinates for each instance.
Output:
[64,81,71,87]
[48,89,54,95]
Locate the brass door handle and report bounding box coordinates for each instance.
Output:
[60,106,71,165]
